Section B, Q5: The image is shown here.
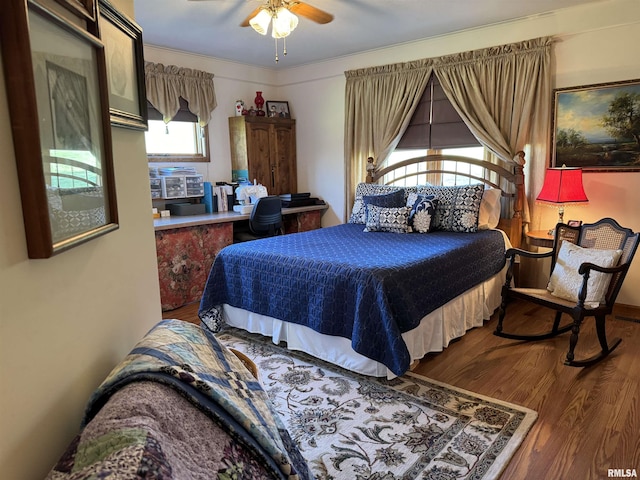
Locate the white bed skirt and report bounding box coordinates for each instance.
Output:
[220,266,506,379]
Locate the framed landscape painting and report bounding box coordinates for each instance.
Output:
[551,79,640,171]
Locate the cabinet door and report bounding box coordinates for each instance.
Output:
[271,123,297,195]
[245,122,273,187]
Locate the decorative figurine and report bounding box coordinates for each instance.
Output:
[235,100,244,116]
[366,156,376,182]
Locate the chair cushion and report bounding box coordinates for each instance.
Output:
[547,241,623,308]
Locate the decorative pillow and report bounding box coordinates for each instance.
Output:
[364,205,412,233]
[416,184,485,232]
[363,189,406,209]
[547,241,623,308]
[349,183,405,224]
[406,193,438,233]
[478,187,502,230]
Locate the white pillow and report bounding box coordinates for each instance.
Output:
[547,241,623,308]
[478,187,501,230]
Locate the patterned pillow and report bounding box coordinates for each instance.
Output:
[349,183,407,224]
[416,184,485,233]
[407,194,438,233]
[547,241,623,308]
[364,205,412,233]
[363,189,405,208]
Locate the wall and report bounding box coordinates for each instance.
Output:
[0,1,163,478]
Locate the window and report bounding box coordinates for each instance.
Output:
[386,146,486,187]
[387,74,484,186]
[145,99,210,162]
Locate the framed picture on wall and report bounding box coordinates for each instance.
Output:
[551,78,640,171]
[93,0,148,130]
[54,0,96,22]
[0,1,118,258]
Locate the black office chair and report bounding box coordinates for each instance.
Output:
[234,196,283,242]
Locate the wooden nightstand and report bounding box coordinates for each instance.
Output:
[526,230,554,248]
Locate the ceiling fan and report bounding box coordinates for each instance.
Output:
[189,0,334,62]
[239,1,334,29]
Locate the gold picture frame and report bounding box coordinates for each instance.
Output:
[551,79,640,171]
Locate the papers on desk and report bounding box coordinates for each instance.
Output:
[213,185,234,212]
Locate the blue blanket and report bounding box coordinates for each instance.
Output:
[199,223,505,376]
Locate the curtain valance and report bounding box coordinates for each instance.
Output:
[145,61,217,126]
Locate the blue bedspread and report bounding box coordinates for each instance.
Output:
[199,223,505,376]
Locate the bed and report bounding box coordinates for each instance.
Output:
[199,154,525,378]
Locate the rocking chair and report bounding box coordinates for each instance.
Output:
[495,218,639,367]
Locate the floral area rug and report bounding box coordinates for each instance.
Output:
[217,328,537,480]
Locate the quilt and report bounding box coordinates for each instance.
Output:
[199,223,506,376]
[47,319,312,480]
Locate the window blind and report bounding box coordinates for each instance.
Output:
[397,75,479,149]
[147,98,197,123]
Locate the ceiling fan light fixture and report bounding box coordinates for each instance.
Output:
[271,7,298,39]
[249,8,271,35]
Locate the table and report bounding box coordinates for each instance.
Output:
[526,229,554,248]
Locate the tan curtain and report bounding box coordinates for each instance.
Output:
[344,61,433,219]
[145,62,217,126]
[434,37,552,223]
[343,37,552,225]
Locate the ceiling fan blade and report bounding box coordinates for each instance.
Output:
[240,6,263,26]
[289,2,333,24]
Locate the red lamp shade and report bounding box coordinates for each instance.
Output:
[537,167,588,204]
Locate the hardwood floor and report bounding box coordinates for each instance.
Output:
[163,300,640,480]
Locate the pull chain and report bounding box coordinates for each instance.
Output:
[273,37,290,63]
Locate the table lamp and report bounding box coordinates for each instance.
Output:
[536,165,588,234]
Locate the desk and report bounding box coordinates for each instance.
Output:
[155,204,328,311]
[153,204,328,231]
[526,230,554,248]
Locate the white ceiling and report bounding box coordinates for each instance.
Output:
[133,0,607,69]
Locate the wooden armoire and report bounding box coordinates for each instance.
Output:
[228,116,297,195]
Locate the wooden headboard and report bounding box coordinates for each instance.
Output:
[366,154,525,248]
